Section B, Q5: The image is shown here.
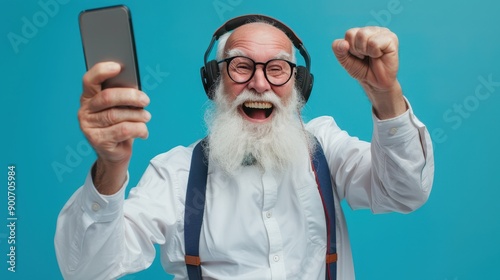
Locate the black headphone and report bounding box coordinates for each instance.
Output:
[200,14,314,103]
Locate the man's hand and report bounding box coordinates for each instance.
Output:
[332,27,407,119]
[78,62,151,194]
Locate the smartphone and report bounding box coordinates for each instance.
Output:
[79,5,141,89]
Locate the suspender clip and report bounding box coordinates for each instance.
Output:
[326,253,338,264]
[185,255,201,266]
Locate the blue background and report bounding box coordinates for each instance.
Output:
[1,0,499,279]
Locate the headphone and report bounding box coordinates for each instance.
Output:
[200,14,314,103]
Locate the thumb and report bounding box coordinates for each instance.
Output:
[332,39,349,58]
[82,62,122,98]
[332,39,354,67]
[332,39,366,80]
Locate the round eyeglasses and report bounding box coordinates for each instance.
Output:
[218,56,296,86]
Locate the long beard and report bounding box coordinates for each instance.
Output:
[205,83,314,175]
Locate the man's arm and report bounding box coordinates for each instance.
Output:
[308,109,434,214]
[313,26,434,212]
[55,153,185,279]
[55,62,155,279]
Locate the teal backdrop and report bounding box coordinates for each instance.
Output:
[1,0,499,279]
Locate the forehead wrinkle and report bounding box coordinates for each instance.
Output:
[224,23,293,60]
[225,40,292,57]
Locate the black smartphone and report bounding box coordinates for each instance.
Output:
[79,5,141,89]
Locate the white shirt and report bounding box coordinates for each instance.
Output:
[55,108,434,280]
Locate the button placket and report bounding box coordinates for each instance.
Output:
[266,211,272,219]
[261,171,286,278]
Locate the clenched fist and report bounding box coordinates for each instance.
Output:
[333,27,407,119]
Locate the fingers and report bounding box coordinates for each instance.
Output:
[85,122,150,150]
[79,98,151,139]
[342,27,398,59]
[82,62,121,98]
[83,106,152,128]
[78,100,151,163]
[87,88,150,113]
[78,84,151,156]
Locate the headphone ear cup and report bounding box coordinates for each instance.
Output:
[295,66,313,103]
[201,60,221,99]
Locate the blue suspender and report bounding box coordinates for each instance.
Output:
[184,138,208,279]
[311,137,338,279]
[184,137,337,279]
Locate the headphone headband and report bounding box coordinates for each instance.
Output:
[213,15,303,46]
[204,14,311,70]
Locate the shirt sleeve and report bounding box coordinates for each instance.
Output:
[54,146,192,279]
[306,98,434,214]
[54,169,131,279]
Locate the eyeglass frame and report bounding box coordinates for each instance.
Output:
[217,56,297,86]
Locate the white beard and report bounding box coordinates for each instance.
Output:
[205,83,314,175]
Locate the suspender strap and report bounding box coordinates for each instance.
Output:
[312,137,338,280]
[184,138,208,280]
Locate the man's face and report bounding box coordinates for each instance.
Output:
[220,23,296,124]
[206,23,311,174]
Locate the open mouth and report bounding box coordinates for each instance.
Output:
[241,101,274,121]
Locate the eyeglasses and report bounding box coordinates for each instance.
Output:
[218,56,296,86]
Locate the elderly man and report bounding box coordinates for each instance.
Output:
[55,14,434,280]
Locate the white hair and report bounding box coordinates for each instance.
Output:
[216,32,232,61]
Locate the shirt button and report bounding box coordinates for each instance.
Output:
[266,211,272,218]
[273,255,280,262]
[91,202,101,212]
[389,127,398,135]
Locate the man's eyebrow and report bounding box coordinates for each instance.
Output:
[225,49,246,58]
[274,51,292,60]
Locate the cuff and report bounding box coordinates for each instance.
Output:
[372,97,425,146]
[78,167,128,222]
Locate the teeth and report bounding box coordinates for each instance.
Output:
[244,101,273,109]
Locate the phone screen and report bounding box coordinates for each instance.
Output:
[79,5,141,89]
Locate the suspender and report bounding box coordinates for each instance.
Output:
[184,137,337,279]
[184,138,208,279]
[311,138,338,279]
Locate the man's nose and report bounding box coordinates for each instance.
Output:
[247,66,271,94]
